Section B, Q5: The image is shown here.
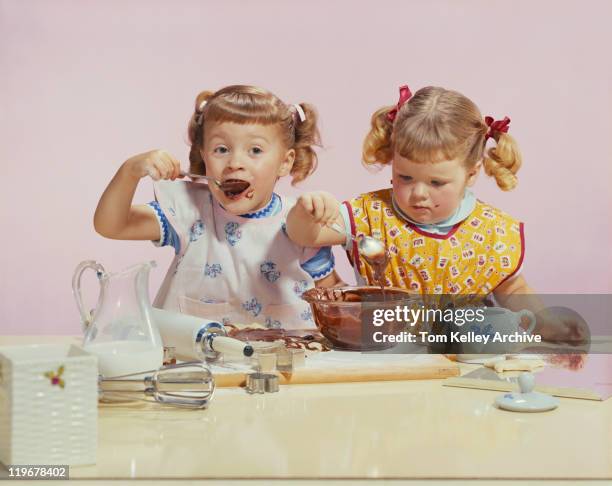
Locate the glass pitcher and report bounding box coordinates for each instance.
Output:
[72,260,164,377]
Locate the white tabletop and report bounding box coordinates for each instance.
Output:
[1,336,610,480]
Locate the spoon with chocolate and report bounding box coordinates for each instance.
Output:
[180,171,251,195]
[330,223,389,285]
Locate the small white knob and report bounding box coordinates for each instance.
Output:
[518,372,535,393]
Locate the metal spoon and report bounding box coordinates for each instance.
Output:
[180,171,250,193]
[330,222,388,268]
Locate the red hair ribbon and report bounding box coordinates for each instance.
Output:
[485,116,511,141]
[386,85,413,122]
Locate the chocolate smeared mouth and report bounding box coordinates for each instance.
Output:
[221,179,251,198]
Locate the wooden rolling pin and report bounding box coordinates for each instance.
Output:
[213,353,459,387]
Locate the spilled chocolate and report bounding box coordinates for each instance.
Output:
[224,324,332,351]
[545,353,588,371]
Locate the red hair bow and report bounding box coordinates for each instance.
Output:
[386,85,413,122]
[485,116,511,141]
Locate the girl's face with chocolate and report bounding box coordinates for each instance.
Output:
[202,122,295,215]
[392,153,480,224]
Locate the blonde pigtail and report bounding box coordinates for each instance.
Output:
[483,132,522,191]
[187,91,215,175]
[289,103,321,185]
[362,106,395,166]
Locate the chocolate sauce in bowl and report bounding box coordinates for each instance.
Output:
[302,286,416,351]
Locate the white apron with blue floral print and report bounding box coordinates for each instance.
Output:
[149,181,332,329]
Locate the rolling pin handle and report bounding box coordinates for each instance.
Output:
[210,335,253,357]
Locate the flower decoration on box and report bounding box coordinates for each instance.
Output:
[44,365,65,389]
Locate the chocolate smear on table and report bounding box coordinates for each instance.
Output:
[224,325,332,352]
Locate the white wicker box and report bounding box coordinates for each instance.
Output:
[0,344,97,466]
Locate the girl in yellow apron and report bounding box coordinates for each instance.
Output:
[286,85,588,344]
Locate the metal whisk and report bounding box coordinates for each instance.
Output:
[98,362,215,409]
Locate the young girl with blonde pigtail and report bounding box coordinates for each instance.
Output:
[287,85,588,343]
[95,85,340,329]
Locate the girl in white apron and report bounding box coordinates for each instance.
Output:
[94,85,340,329]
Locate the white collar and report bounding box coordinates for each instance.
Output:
[391,190,476,233]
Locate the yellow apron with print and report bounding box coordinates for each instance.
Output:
[345,189,524,296]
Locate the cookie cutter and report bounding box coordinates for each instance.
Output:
[276,347,306,372]
[250,341,306,373]
[245,372,279,394]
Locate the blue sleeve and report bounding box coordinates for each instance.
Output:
[300,246,335,280]
[147,201,180,254]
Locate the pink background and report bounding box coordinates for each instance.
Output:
[1,0,611,334]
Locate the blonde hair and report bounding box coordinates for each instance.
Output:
[187,85,320,184]
[362,86,522,191]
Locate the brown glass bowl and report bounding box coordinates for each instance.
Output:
[301,286,418,351]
